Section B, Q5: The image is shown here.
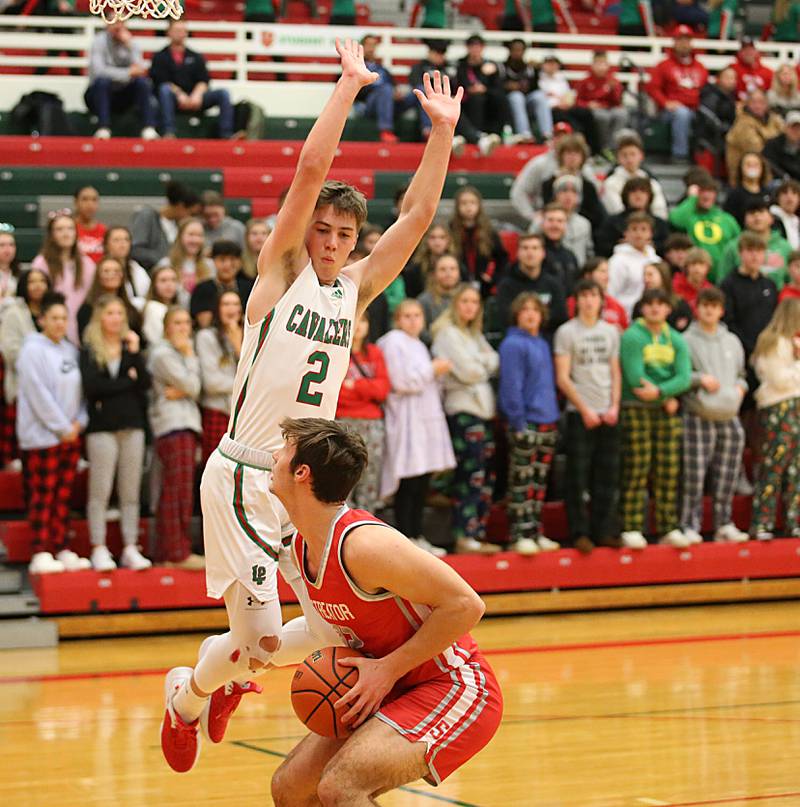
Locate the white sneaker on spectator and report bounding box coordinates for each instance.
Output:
[682,528,704,545]
[451,135,466,157]
[735,470,754,496]
[412,536,447,558]
[28,551,64,574]
[91,545,117,572]
[455,536,501,555]
[510,537,539,555]
[537,536,560,552]
[77,458,90,472]
[56,549,92,571]
[714,523,749,543]
[660,529,690,548]
[121,544,153,570]
[477,133,501,157]
[5,458,22,472]
[94,127,111,139]
[621,531,647,549]
[754,531,774,541]
[141,126,159,141]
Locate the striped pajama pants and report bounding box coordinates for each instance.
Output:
[507,422,557,542]
[680,413,744,533]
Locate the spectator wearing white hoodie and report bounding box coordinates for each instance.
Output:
[15,292,90,575]
[680,287,749,545]
[602,134,669,219]
[749,299,800,539]
[607,212,659,317]
[771,179,800,250]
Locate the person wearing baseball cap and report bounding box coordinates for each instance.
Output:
[763,111,800,182]
[728,36,774,100]
[645,26,708,162]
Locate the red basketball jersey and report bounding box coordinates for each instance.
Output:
[291,506,479,689]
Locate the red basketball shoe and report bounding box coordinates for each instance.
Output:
[160,666,201,773]
[200,680,263,744]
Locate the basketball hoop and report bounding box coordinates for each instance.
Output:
[90,0,183,23]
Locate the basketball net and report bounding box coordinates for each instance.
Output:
[90,0,183,23]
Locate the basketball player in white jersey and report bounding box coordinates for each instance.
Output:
[160,38,463,773]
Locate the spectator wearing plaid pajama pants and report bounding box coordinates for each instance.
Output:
[15,292,91,574]
[619,288,692,549]
[680,288,749,545]
[498,292,561,555]
[148,307,203,568]
[749,298,800,540]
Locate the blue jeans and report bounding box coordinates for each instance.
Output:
[157,84,234,138]
[358,81,394,132]
[661,104,695,159]
[84,76,156,128]
[526,89,553,139]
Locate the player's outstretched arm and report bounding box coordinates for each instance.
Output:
[248,39,377,321]
[346,71,462,317]
[335,525,484,727]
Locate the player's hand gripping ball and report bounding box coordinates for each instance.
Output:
[291,647,365,738]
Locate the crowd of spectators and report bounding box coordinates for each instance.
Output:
[0,16,799,575]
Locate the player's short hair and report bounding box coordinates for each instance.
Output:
[738,231,767,252]
[685,247,712,267]
[697,287,725,307]
[510,291,549,327]
[280,417,369,503]
[314,180,368,230]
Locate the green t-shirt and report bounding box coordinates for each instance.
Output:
[331,0,356,14]
[504,0,555,24]
[713,231,792,289]
[669,196,741,276]
[420,0,446,27]
[245,0,275,14]
[707,0,737,38]
[384,276,407,315]
[619,0,645,27]
[774,2,800,42]
[620,320,692,404]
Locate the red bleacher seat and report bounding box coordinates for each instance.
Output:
[223,166,375,198]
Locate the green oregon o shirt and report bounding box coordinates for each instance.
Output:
[504,0,556,25]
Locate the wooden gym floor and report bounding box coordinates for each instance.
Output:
[3,601,800,807]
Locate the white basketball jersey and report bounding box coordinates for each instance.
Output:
[227,262,358,454]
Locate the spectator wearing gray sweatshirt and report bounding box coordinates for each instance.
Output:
[16,293,90,575]
[84,21,158,140]
[680,287,749,545]
[148,306,203,569]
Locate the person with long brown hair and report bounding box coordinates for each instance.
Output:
[240,218,271,279]
[196,290,242,466]
[31,213,96,344]
[102,226,151,307]
[80,294,152,571]
[723,151,773,227]
[449,186,507,298]
[142,265,184,346]
[749,298,800,539]
[154,217,212,295]
[76,256,143,342]
[402,221,456,299]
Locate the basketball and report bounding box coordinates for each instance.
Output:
[290,646,364,738]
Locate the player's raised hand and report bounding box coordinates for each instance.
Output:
[413,70,463,129]
[336,38,379,89]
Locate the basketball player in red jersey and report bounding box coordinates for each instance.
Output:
[268,418,503,803]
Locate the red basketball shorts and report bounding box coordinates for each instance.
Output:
[375,652,503,784]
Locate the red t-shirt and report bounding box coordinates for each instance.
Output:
[335,343,391,420]
[672,271,712,315]
[567,293,629,331]
[778,285,800,302]
[76,221,107,266]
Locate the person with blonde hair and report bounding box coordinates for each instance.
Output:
[418,252,462,340]
[80,294,152,571]
[432,284,500,554]
[768,64,800,115]
[378,298,455,556]
[240,218,270,279]
[76,256,142,341]
[749,298,800,539]
[154,217,212,294]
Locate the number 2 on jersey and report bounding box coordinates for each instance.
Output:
[297,350,330,406]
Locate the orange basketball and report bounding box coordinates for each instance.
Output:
[291,646,364,738]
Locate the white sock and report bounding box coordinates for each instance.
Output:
[172,678,208,723]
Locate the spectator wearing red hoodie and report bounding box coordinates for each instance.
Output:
[646,26,709,162]
[730,37,774,101]
[335,313,391,513]
[673,247,713,314]
[575,51,628,155]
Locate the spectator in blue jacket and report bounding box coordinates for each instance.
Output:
[498,292,561,556]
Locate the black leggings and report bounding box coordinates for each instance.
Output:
[394,473,431,539]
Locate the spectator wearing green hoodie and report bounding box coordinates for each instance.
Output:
[714,201,792,288]
[619,288,692,550]
[680,287,749,545]
[669,175,741,277]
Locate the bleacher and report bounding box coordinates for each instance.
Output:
[0,14,799,642]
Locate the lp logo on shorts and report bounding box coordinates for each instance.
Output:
[251,564,267,586]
